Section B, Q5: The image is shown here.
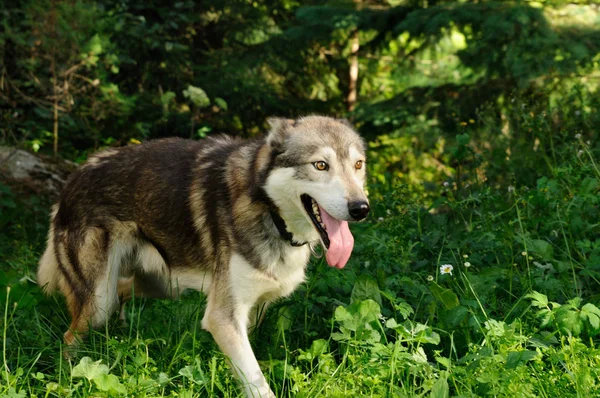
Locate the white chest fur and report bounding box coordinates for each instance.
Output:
[229,246,310,307]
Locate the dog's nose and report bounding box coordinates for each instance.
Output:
[348,201,370,221]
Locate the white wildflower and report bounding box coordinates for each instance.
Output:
[427,275,434,282]
[577,150,584,157]
[575,133,582,139]
[462,254,469,259]
[440,264,454,275]
[464,261,471,268]
[508,185,515,193]
[377,217,384,222]
[443,181,450,188]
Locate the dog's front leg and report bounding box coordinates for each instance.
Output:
[202,288,275,398]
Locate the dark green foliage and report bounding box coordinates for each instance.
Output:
[2,0,600,396]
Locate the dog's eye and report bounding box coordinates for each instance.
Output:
[313,161,329,171]
[355,160,363,170]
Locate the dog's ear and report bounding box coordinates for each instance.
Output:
[266,117,296,149]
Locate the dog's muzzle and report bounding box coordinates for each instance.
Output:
[348,201,370,221]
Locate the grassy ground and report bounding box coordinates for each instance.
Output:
[1,105,600,397]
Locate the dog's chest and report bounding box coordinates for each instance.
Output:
[230,246,310,304]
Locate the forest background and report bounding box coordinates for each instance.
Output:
[1,0,600,396]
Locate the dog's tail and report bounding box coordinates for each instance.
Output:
[37,206,60,294]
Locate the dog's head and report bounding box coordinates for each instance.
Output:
[263,116,369,269]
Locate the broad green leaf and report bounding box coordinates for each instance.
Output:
[429,282,459,310]
[160,91,176,106]
[385,318,399,329]
[566,297,582,309]
[435,356,451,370]
[298,339,329,360]
[1,388,26,398]
[484,319,506,337]
[394,300,415,320]
[276,305,293,332]
[351,275,382,306]
[183,85,210,108]
[353,299,381,326]
[442,305,468,328]
[85,34,103,55]
[178,358,208,385]
[528,239,554,261]
[537,308,553,328]
[413,346,428,364]
[388,320,440,345]
[157,372,170,385]
[214,97,228,110]
[334,300,382,342]
[330,332,347,342]
[333,306,354,328]
[456,133,470,146]
[71,357,108,382]
[505,350,539,369]
[580,177,598,194]
[94,373,126,394]
[337,299,381,330]
[556,307,583,336]
[430,371,449,398]
[526,291,548,308]
[581,303,600,329]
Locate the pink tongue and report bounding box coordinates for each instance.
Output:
[319,206,354,269]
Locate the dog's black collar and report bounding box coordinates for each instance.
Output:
[270,210,307,247]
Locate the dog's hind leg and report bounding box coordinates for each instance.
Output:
[60,229,128,352]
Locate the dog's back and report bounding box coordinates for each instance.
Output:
[38,137,247,343]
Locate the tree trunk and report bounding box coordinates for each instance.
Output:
[53,82,59,157]
[50,0,59,157]
[347,29,360,112]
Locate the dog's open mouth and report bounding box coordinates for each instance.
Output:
[301,194,330,249]
[300,194,355,269]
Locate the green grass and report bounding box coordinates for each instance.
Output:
[1,102,600,397]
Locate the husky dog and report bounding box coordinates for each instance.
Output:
[38,116,369,397]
